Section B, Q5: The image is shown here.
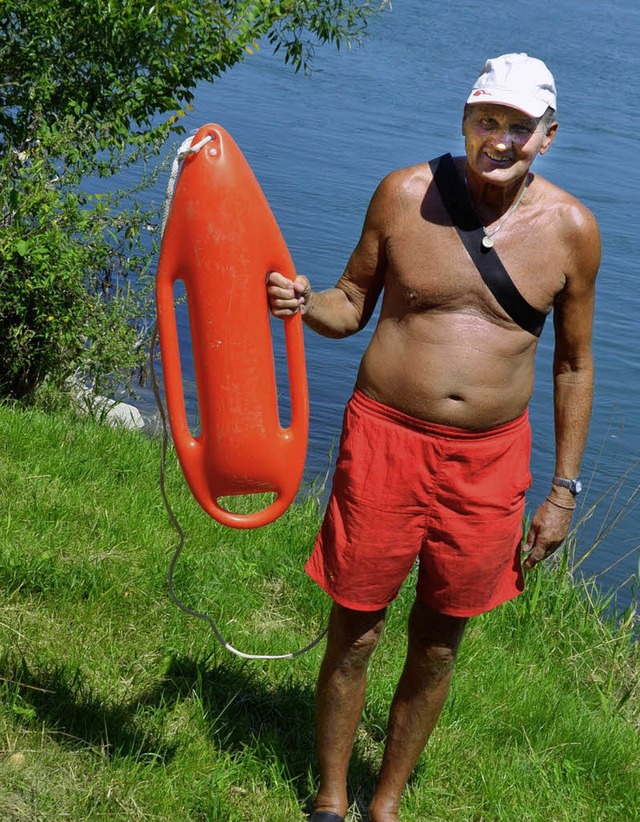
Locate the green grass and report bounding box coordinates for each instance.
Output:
[0,404,638,821]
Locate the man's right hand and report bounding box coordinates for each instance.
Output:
[267,271,311,318]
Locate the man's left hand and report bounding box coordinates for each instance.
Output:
[522,498,575,571]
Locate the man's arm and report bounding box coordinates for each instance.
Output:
[523,202,601,571]
[267,172,401,337]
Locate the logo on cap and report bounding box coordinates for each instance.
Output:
[473,90,491,97]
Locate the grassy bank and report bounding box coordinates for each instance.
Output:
[0,404,638,821]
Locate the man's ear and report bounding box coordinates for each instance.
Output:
[539,121,558,155]
[461,105,470,137]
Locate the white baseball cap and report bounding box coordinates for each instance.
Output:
[466,53,557,117]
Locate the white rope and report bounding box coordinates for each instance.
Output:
[160,132,215,237]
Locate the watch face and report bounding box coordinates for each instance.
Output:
[572,479,583,495]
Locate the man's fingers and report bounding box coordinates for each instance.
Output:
[269,289,303,317]
[267,271,290,288]
[267,272,308,318]
[269,285,296,302]
[522,523,544,570]
[523,523,537,552]
[523,549,545,571]
[267,274,303,302]
[267,281,297,306]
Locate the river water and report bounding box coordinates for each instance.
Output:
[130,0,639,606]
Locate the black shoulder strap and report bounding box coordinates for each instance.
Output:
[429,153,546,338]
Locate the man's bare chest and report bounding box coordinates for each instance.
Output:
[384,216,563,321]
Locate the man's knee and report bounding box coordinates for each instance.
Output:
[412,642,459,679]
[325,602,386,671]
[407,599,467,676]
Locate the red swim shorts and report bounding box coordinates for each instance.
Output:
[305,389,531,617]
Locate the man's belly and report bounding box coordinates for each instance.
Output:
[355,313,539,431]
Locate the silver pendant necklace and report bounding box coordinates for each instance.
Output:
[464,167,528,250]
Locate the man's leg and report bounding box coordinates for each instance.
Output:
[312,601,387,818]
[368,598,468,822]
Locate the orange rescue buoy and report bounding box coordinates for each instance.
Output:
[155,124,308,529]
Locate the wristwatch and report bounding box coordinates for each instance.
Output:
[552,476,583,496]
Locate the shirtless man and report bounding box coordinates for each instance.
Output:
[268,53,600,822]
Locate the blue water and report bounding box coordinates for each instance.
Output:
[134,0,639,604]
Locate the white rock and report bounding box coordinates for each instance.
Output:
[70,379,145,430]
[104,401,145,430]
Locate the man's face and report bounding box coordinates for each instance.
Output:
[462,104,557,183]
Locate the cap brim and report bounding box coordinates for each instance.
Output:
[466,89,550,118]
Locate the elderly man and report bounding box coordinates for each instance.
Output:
[268,53,600,822]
